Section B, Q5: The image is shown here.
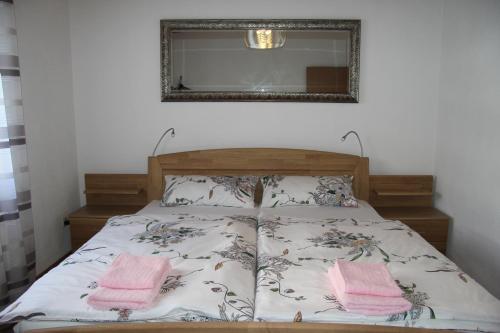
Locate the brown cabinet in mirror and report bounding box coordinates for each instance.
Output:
[161,19,360,102]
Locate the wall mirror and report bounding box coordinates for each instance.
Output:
[161,19,360,102]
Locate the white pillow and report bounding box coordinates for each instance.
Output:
[261,175,358,208]
[161,175,258,208]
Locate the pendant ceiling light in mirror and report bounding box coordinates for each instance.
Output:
[244,29,286,49]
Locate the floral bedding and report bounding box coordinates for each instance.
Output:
[255,213,500,332]
[2,208,500,332]
[0,213,258,324]
[261,176,358,208]
[161,175,258,208]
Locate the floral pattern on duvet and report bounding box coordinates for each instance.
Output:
[0,213,257,324]
[254,215,500,332]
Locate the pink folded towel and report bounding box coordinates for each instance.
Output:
[99,253,172,290]
[328,260,412,316]
[88,267,169,310]
[329,275,412,316]
[88,253,171,310]
[331,260,402,297]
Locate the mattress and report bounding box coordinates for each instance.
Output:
[254,208,500,332]
[3,204,259,331]
[259,200,382,220]
[137,200,261,217]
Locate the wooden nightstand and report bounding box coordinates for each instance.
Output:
[369,175,450,254]
[69,205,143,251]
[374,207,449,254]
[68,173,148,251]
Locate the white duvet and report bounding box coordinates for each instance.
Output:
[2,202,500,333]
[255,210,500,332]
[0,212,257,324]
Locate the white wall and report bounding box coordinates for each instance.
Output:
[15,0,80,273]
[435,0,500,298]
[68,0,444,203]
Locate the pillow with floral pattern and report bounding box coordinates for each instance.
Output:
[261,175,358,208]
[161,175,258,208]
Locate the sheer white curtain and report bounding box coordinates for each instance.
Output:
[0,0,36,310]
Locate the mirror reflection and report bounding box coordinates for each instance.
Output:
[171,30,350,93]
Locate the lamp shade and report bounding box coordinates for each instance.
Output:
[244,29,286,49]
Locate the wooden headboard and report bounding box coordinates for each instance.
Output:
[147,148,369,202]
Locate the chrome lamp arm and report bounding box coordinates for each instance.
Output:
[341,130,364,157]
[152,127,176,156]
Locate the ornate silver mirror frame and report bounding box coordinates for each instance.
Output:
[161,19,360,102]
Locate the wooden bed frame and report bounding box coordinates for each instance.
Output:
[147,148,370,202]
[30,149,449,333]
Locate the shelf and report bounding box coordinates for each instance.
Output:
[374,190,433,197]
[84,188,143,195]
[69,205,145,219]
[375,207,449,220]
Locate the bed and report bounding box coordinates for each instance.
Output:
[1,148,499,333]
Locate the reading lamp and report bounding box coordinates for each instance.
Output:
[152,127,176,156]
[341,130,364,157]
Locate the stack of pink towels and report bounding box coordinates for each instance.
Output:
[328,260,412,316]
[88,253,171,310]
